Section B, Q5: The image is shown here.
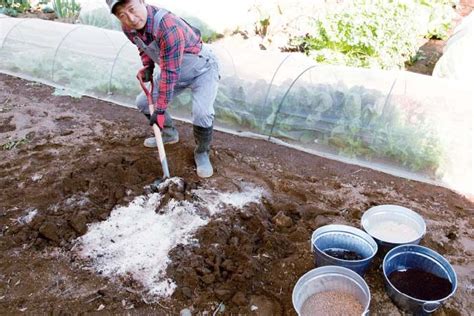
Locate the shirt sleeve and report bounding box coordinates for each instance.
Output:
[139,49,154,70]
[156,24,186,110]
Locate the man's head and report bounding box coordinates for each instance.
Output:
[106,0,147,30]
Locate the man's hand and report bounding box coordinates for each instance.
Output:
[149,108,166,129]
[137,66,153,82]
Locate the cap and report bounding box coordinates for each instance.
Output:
[105,0,123,13]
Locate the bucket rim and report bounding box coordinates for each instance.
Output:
[361,204,427,245]
[292,265,371,314]
[311,224,378,263]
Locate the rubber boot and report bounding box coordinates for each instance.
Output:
[143,112,179,147]
[193,125,213,178]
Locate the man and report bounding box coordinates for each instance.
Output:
[106,0,220,178]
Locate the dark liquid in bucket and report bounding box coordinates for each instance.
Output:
[324,248,363,260]
[388,268,452,300]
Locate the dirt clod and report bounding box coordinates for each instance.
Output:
[297,203,327,220]
[38,222,59,242]
[214,287,232,300]
[183,287,194,299]
[68,212,88,235]
[273,211,293,228]
[201,274,215,285]
[313,215,332,229]
[231,291,247,306]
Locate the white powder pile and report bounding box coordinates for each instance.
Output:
[193,185,266,216]
[369,221,420,243]
[75,178,264,298]
[16,208,37,224]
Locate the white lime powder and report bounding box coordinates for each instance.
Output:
[369,221,420,243]
[75,178,265,299]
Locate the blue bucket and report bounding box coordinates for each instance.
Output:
[311,224,378,276]
[383,244,457,315]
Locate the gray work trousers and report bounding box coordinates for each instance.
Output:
[135,44,220,128]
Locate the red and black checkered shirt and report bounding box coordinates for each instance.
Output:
[123,5,202,109]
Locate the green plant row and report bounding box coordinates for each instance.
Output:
[173,77,443,174]
[52,0,80,19]
[0,0,81,18]
[291,0,457,70]
[0,0,30,17]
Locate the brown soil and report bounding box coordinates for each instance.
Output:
[17,10,56,21]
[0,73,473,315]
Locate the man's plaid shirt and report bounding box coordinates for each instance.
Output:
[123,5,202,110]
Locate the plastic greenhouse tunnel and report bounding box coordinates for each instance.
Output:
[0,14,472,195]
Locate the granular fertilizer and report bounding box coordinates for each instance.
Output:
[301,290,363,316]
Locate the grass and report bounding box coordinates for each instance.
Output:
[2,137,29,150]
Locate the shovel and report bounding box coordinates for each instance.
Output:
[137,75,171,182]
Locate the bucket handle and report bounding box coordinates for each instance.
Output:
[423,301,441,313]
[362,309,370,316]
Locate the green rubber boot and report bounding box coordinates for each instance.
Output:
[193,125,213,178]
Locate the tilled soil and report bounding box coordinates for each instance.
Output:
[0,73,473,315]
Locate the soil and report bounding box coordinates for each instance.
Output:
[0,73,473,315]
[388,269,453,301]
[324,248,363,261]
[17,10,56,21]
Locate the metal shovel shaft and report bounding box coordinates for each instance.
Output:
[137,76,170,178]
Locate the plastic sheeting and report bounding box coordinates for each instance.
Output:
[0,16,472,195]
[433,12,474,82]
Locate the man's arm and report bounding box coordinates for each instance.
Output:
[140,51,154,70]
[156,24,186,110]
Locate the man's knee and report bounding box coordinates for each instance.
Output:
[193,110,214,128]
[135,93,149,114]
[191,80,217,128]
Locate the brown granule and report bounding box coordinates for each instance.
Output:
[301,290,364,316]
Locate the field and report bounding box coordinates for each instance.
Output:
[0,73,472,314]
